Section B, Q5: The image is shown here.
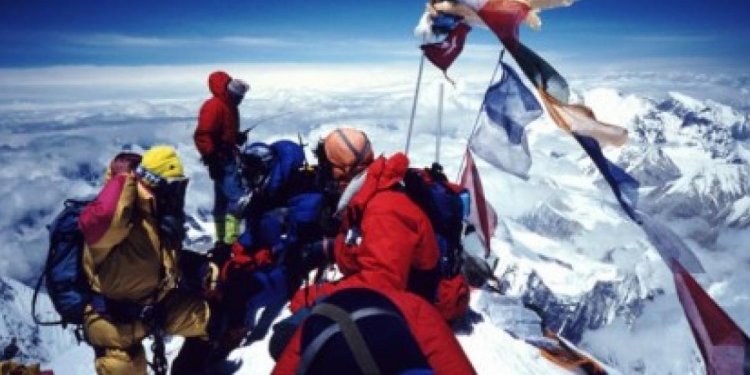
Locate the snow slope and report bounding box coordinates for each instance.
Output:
[1,63,748,374]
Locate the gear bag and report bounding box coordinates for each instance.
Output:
[32,199,92,326]
[31,199,166,325]
[31,198,172,374]
[403,163,471,321]
[296,288,433,375]
[403,164,467,279]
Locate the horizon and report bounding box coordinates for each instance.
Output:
[1,0,748,74]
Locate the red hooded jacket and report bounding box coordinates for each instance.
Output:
[274,285,476,375]
[291,153,439,310]
[194,71,241,158]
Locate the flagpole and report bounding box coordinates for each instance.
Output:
[456,49,506,181]
[405,53,425,157]
[436,82,444,164]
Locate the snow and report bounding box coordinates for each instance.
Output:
[223,290,585,375]
[502,221,620,297]
[456,320,568,375]
[666,163,747,197]
[726,196,750,223]
[0,63,748,374]
[0,277,80,368]
[582,87,652,129]
[668,91,706,112]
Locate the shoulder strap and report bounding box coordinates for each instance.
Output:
[297,303,402,375]
[31,271,63,326]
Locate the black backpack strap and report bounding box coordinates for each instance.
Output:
[298,304,401,375]
[31,270,63,326]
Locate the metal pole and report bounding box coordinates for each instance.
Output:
[436,82,444,164]
[405,53,426,156]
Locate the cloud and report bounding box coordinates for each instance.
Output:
[61,33,197,48]
[216,36,294,47]
[61,33,295,49]
[29,32,432,64]
[621,34,718,43]
[567,69,750,110]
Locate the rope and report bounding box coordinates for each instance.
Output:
[146,240,168,375]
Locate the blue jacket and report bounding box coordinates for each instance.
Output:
[238,140,324,256]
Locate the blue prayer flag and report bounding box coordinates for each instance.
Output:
[573,134,640,221]
[470,62,543,179]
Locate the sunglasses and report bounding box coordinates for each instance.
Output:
[135,165,185,183]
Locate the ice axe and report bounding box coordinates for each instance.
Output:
[239,123,260,140]
[241,111,296,135]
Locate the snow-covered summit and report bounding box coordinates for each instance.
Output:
[0,73,747,374]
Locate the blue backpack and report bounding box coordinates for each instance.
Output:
[401,164,469,307]
[32,199,92,327]
[403,164,468,279]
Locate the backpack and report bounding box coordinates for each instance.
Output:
[339,162,471,321]
[297,288,433,375]
[403,163,471,321]
[403,163,467,279]
[32,199,92,327]
[31,198,172,374]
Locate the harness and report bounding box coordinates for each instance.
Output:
[88,292,168,375]
[297,303,403,375]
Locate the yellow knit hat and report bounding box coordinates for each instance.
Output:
[140,145,184,180]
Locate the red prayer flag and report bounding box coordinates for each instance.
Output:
[461,0,530,50]
[421,23,471,80]
[460,150,497,257]
[672,260,750,374]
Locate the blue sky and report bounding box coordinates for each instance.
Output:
[0,0,748,71]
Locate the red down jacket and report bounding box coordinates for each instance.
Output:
[193,71,241,158]
[274,284,476,375]
[291,153,439,310]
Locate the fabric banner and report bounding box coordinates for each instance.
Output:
[460,0,530,50]
[510,41,570,103]
[672,260,750,374]
[421,23,472,73]
[460,150,498,257]
[469,62,543,179]
[637,213,705,273]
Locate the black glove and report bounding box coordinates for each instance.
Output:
[284,238,333,281]
[237,129,248,146]
[178,250,210,293]
[207,242,232,269]
[203,154,224,180]
[160,215,186,250]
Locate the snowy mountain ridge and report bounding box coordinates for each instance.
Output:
[0,277,77,365]
[1,85,747,374]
